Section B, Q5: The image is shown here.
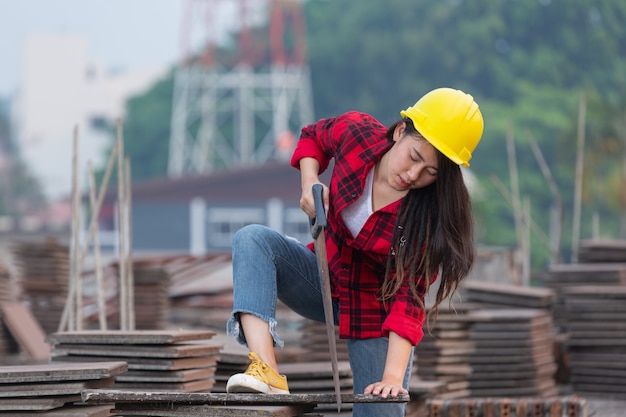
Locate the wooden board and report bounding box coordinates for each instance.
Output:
[112,403,314,417]
[113,378,215,392]
[461,280,555,308]
[48,330,217,345]
[52,343,222,358]
[0,395,81,411]
[81,389,410,405]
[116,367,216,382]
[0,361,127,383]
[0,376,114,397]
[0,302,50,360]
[0,405,112,417]
[51,354,218,370]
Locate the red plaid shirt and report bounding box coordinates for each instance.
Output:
[291,111,427,346]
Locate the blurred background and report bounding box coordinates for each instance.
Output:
[1,0,625,276]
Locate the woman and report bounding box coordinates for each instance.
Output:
[226,87,484,417]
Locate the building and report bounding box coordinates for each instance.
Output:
[99,161,328,254]
[14,33,167,200]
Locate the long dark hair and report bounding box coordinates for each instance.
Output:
[381,119,475,322]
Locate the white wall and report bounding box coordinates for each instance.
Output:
[15,33,167,200]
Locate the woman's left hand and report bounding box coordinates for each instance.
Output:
[363,379,409,398]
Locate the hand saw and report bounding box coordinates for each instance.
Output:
[310,183,341,412]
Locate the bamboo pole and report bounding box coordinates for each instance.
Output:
[571,94,586,262]
[89,162,107,330]
[505,123,527,285]
[125,156,135,330]
[66,126,80,331]
[117,119,128,330]
[522,197,531,285]
[59,141,119,332]
[525,128,563,264]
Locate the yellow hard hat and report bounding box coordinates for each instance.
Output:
[400,88,484,167]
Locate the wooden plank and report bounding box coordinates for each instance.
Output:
[0,405,112,417]
[280,361,352,379]
[113,378,215,392]
[0,361,127,383]
[0,395,81,411]
[0,302,50,360]
[51,354,218,370]
[116,367,216,382]
[0,377,114,397]
[466,308,548,322]
[81,390,410,405]
[52,343,222,358]
[48,330,216,345]
[113,403,314,417]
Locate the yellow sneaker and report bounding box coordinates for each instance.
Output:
[226,352,290,394]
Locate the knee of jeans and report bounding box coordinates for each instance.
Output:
[233,224,269,248]
[226,312,284,348]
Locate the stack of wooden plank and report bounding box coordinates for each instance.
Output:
[211,340,250,393]
[0,263,14,358]
[563,285,626,399]
[127,260,171,330]
[0,361,125,416]
[463,308,558,397]
[542,262,626,329]
[426,395,589,417]
[49,330,222,393]
[461,280,556,310]
[299,319,349,363]
[578,239,626,263]
[10,239,69,334]
[417,304,558,399]
[414,303,477,399]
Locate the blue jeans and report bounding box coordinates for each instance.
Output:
[227,224,412,417]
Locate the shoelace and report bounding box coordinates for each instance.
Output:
[245,358,270,383]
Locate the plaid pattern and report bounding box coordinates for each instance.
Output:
[291,111,426,346]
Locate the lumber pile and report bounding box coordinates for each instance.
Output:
[562,285,626,399]
[49,330,221,393]
[426,395,589,417]
[415,303,476,399]
[418,307,558,399]
[542,262,626,329]
[81,389,410,417]
[461,280,556,310]
[299,319,348,363]
[578,239,626,263]
[0,263,14,357]
[463,308,558,397]
[415,281,559,399]
[0,361,124,416]
[10,239,69,334]
[128,260,171,330]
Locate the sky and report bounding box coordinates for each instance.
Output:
[0,0,184,97]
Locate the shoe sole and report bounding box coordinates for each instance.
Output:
[226,374,290,395]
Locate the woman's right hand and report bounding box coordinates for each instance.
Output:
[300,179,329,219]
[298,158,329,218]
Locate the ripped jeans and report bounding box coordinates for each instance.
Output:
[227,224,412,417]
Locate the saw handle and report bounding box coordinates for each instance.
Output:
[310,184,327,239]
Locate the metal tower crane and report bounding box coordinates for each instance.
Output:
[168,0,314,176]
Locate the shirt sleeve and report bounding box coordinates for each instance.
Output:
[290,111,361,174]
[380,271,438,346]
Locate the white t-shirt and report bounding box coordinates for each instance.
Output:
[341,168,374,238]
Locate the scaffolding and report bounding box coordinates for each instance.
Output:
[168,0,314,176]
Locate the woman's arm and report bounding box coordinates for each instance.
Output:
[363,331,412,398]
[298,157,329,218]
